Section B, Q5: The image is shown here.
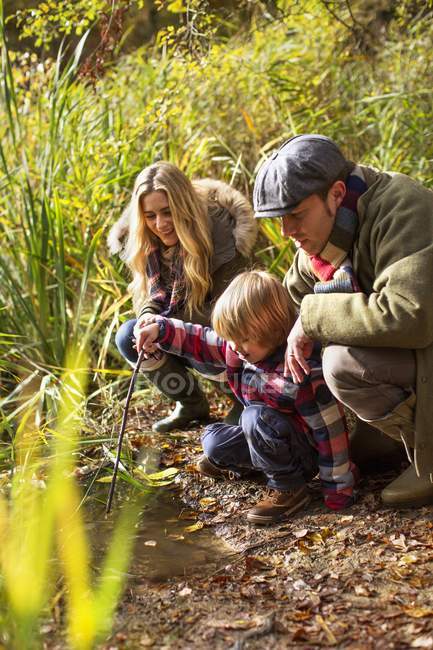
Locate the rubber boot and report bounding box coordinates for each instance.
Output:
[381,464,433,507]
[145,355,209,433]
[349,418,406,473]
[366,393,433,507]
[212,381,244,425]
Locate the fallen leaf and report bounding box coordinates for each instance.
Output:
[404,607,433,619]
[208,619,255,630]
[399,553,419,566]
[293,528,309,538]
[293,610,312,621]
[412,636,433,648]
[293,579,308,590]
[184,521,204,533]
[144,540,157,547]
[340,515,354,523]
[199,497,217,507]
[308,532,325,545]
[389,533,408,551]
[179,587,192,597]
[316,614,337,645]
[245,556,270,572]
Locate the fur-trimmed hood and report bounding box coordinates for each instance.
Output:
[107,178,257,258]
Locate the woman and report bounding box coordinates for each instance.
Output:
[109,161,257,432]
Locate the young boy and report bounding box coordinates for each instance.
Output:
[135,271,357,524]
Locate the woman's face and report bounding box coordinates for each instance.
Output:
[141,190,178,247]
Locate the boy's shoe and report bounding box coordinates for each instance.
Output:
[195,455,238,480]
[246,486,310,525]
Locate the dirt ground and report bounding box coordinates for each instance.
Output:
[97,394,433,650]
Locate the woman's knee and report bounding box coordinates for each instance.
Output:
[115,319,137,363]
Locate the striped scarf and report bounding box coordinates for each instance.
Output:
[310,166,367,293]
[146,242,187,316]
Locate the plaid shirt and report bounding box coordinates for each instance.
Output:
[155,317,357,510]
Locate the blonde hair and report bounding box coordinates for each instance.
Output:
[212,270,296,347]
[122,162,213,316]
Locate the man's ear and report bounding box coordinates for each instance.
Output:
[328,180,346,209]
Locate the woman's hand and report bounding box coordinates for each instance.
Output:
[133,320,160,356]
[284,316,314,383]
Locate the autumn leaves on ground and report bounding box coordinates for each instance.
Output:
[96,392,433,650]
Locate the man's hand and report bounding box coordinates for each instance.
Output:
[284,316,314,382]
[133,320,160,356]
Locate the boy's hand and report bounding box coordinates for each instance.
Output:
[284,316,314,382]
[133,321,160,356]
[136,313,158,328]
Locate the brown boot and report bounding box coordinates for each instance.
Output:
[196,455,238,480]
[246,486,310,525]
[196,455,261,481]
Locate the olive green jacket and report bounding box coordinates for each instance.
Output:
[284,165,433,475]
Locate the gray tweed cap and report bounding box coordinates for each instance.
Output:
[253,134,349,218]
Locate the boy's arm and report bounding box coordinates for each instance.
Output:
[154,317,228,371]
[295,364,358,509]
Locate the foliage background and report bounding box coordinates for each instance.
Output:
[2,0,433,404]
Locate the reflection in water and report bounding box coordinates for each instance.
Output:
[84,487,233,581]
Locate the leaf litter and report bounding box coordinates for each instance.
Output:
[48,391,433,649]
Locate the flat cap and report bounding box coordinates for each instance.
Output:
[253,134,349,218]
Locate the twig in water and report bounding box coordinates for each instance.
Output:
[105,348,151,514]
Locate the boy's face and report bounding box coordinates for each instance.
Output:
[230,335,275,364]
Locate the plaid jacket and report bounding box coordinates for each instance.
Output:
[155,317,357,510]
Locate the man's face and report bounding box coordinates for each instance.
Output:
[279,180,347,255]
[280,193,336,256]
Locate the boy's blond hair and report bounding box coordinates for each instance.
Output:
[212,270,296,347]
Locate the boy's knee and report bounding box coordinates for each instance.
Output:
[241,404,265,439]
[201,423,225,459]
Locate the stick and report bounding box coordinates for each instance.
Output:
[106,348,147,514]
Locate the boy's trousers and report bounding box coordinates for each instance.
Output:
[202,404,318,491]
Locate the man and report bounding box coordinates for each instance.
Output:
[253,133,433,507]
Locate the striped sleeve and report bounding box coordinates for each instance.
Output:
[155,317,228,372]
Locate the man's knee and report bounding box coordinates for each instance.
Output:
[322,345,355,399]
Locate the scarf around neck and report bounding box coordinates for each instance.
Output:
[146,241,187,316]
[309,166,367,293]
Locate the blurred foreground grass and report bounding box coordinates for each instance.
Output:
[0,348,142,648]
